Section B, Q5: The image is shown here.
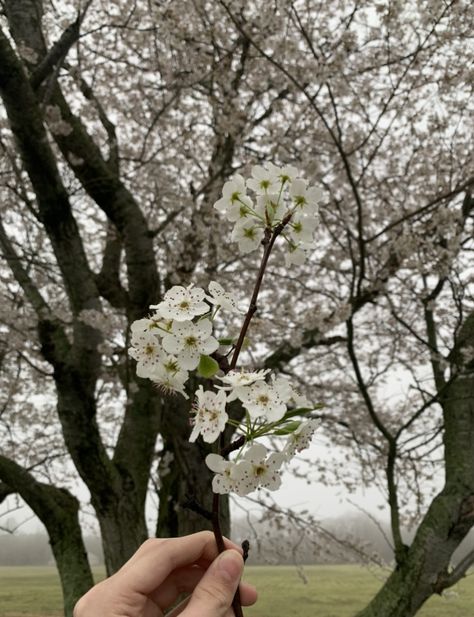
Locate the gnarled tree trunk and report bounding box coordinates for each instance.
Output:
[0,456,93,617]
[357,317,474,616]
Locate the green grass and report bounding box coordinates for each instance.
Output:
[0,565,473,616]
[243,565,474,617]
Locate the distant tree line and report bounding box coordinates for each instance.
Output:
[0,533,103,567]
[3,515,473,568]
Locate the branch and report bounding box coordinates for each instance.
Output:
[68,66,120,173]
[30,18,80,90]
[0,26,100,316]
[345,316,407,564]
[435,549,474,593]
[367,176,474,243]
[0,218,51,320]
[423,281,448,393]
[95,222,128,308]
[3,2,159,318]
[0,481,14,504]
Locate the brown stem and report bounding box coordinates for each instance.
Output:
[212,492,244,617]
[221,435,246,457]
[229,217,290,370]
[212,214,292,615]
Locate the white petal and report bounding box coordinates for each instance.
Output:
[264,402,287,422]
[206,453,226,473]
[177,349,200,370]
[262,473,282,491]
[267,452,286,470]
[189,423,201,443]
[196,318,213,338]
[201,336,219,355]
[162,333,183,354]
[244,443,267,463]
[209,281,224,297]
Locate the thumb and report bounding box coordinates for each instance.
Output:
[183,549,244,616]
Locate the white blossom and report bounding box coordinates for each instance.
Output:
[255,193,286,225]
[151,285,209,321]
[238,380,288,422]
[129,330,163,375]
[219,369,270,388]
[206,444,286,496]
[237,443,286,493]
[135,350,189,398]
[246,164,280,194]
[213,175,254,222]
[284,241,315,267]
[150,363,189,399]
[290,179,323,214]
[283,419,319,458]
[189,387,228,443]
[205,454,238,495]
[131,317,156,334]
[206,281,243,314]
[218,368,271,402]
[231,218,264,254]
[288,213,318,244]
[162,318,218,370]
[267,163,300,185]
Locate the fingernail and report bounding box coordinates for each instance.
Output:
[217,550,243,583]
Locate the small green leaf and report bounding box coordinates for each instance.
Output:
[218,337,234,345]
[281,406,316,422]
[197,355,220,378]
[274,421,301,435]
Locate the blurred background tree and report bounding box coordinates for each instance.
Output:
[0,1,473,616]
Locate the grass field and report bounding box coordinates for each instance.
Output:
[0,564,473,616]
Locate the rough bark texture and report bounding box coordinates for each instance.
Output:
[0,13,161,575]
[357,317,474,616]
[0,456,93,617]
[156,385,230,539]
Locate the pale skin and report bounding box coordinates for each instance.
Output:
[73,531,258,617]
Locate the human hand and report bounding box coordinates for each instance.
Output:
[73,531,257,617]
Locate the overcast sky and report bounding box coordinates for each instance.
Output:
[1,440,390,537]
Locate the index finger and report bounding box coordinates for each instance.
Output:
[115,531,242,595]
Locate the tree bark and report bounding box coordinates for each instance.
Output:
[0,456,93,617]
[156,439,230,539]
[357,317,474,617]
[54,363,159,575]
[156,390,230,539]
[0,15,162,576]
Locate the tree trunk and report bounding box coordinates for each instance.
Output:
[95,503,148,575]
[46,490,95,617]
[156,440,230,539]
[156,390,231,539]
[357,334,474,617]
[356,488,474,617]
[0,457,93,617]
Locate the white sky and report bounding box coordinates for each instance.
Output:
[1,441,389,537]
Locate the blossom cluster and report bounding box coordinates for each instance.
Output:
[128,162,322,497]
[206,419,319,496]
[129,281,241,398]
[187,368,319,495]
[214,162,323,266]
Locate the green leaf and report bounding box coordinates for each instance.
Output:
[280,404,322,422]
[274,421,301,435]
[197,355,220,378]
[218,337,234,345]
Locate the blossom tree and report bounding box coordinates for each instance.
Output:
[0,1,473,617]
